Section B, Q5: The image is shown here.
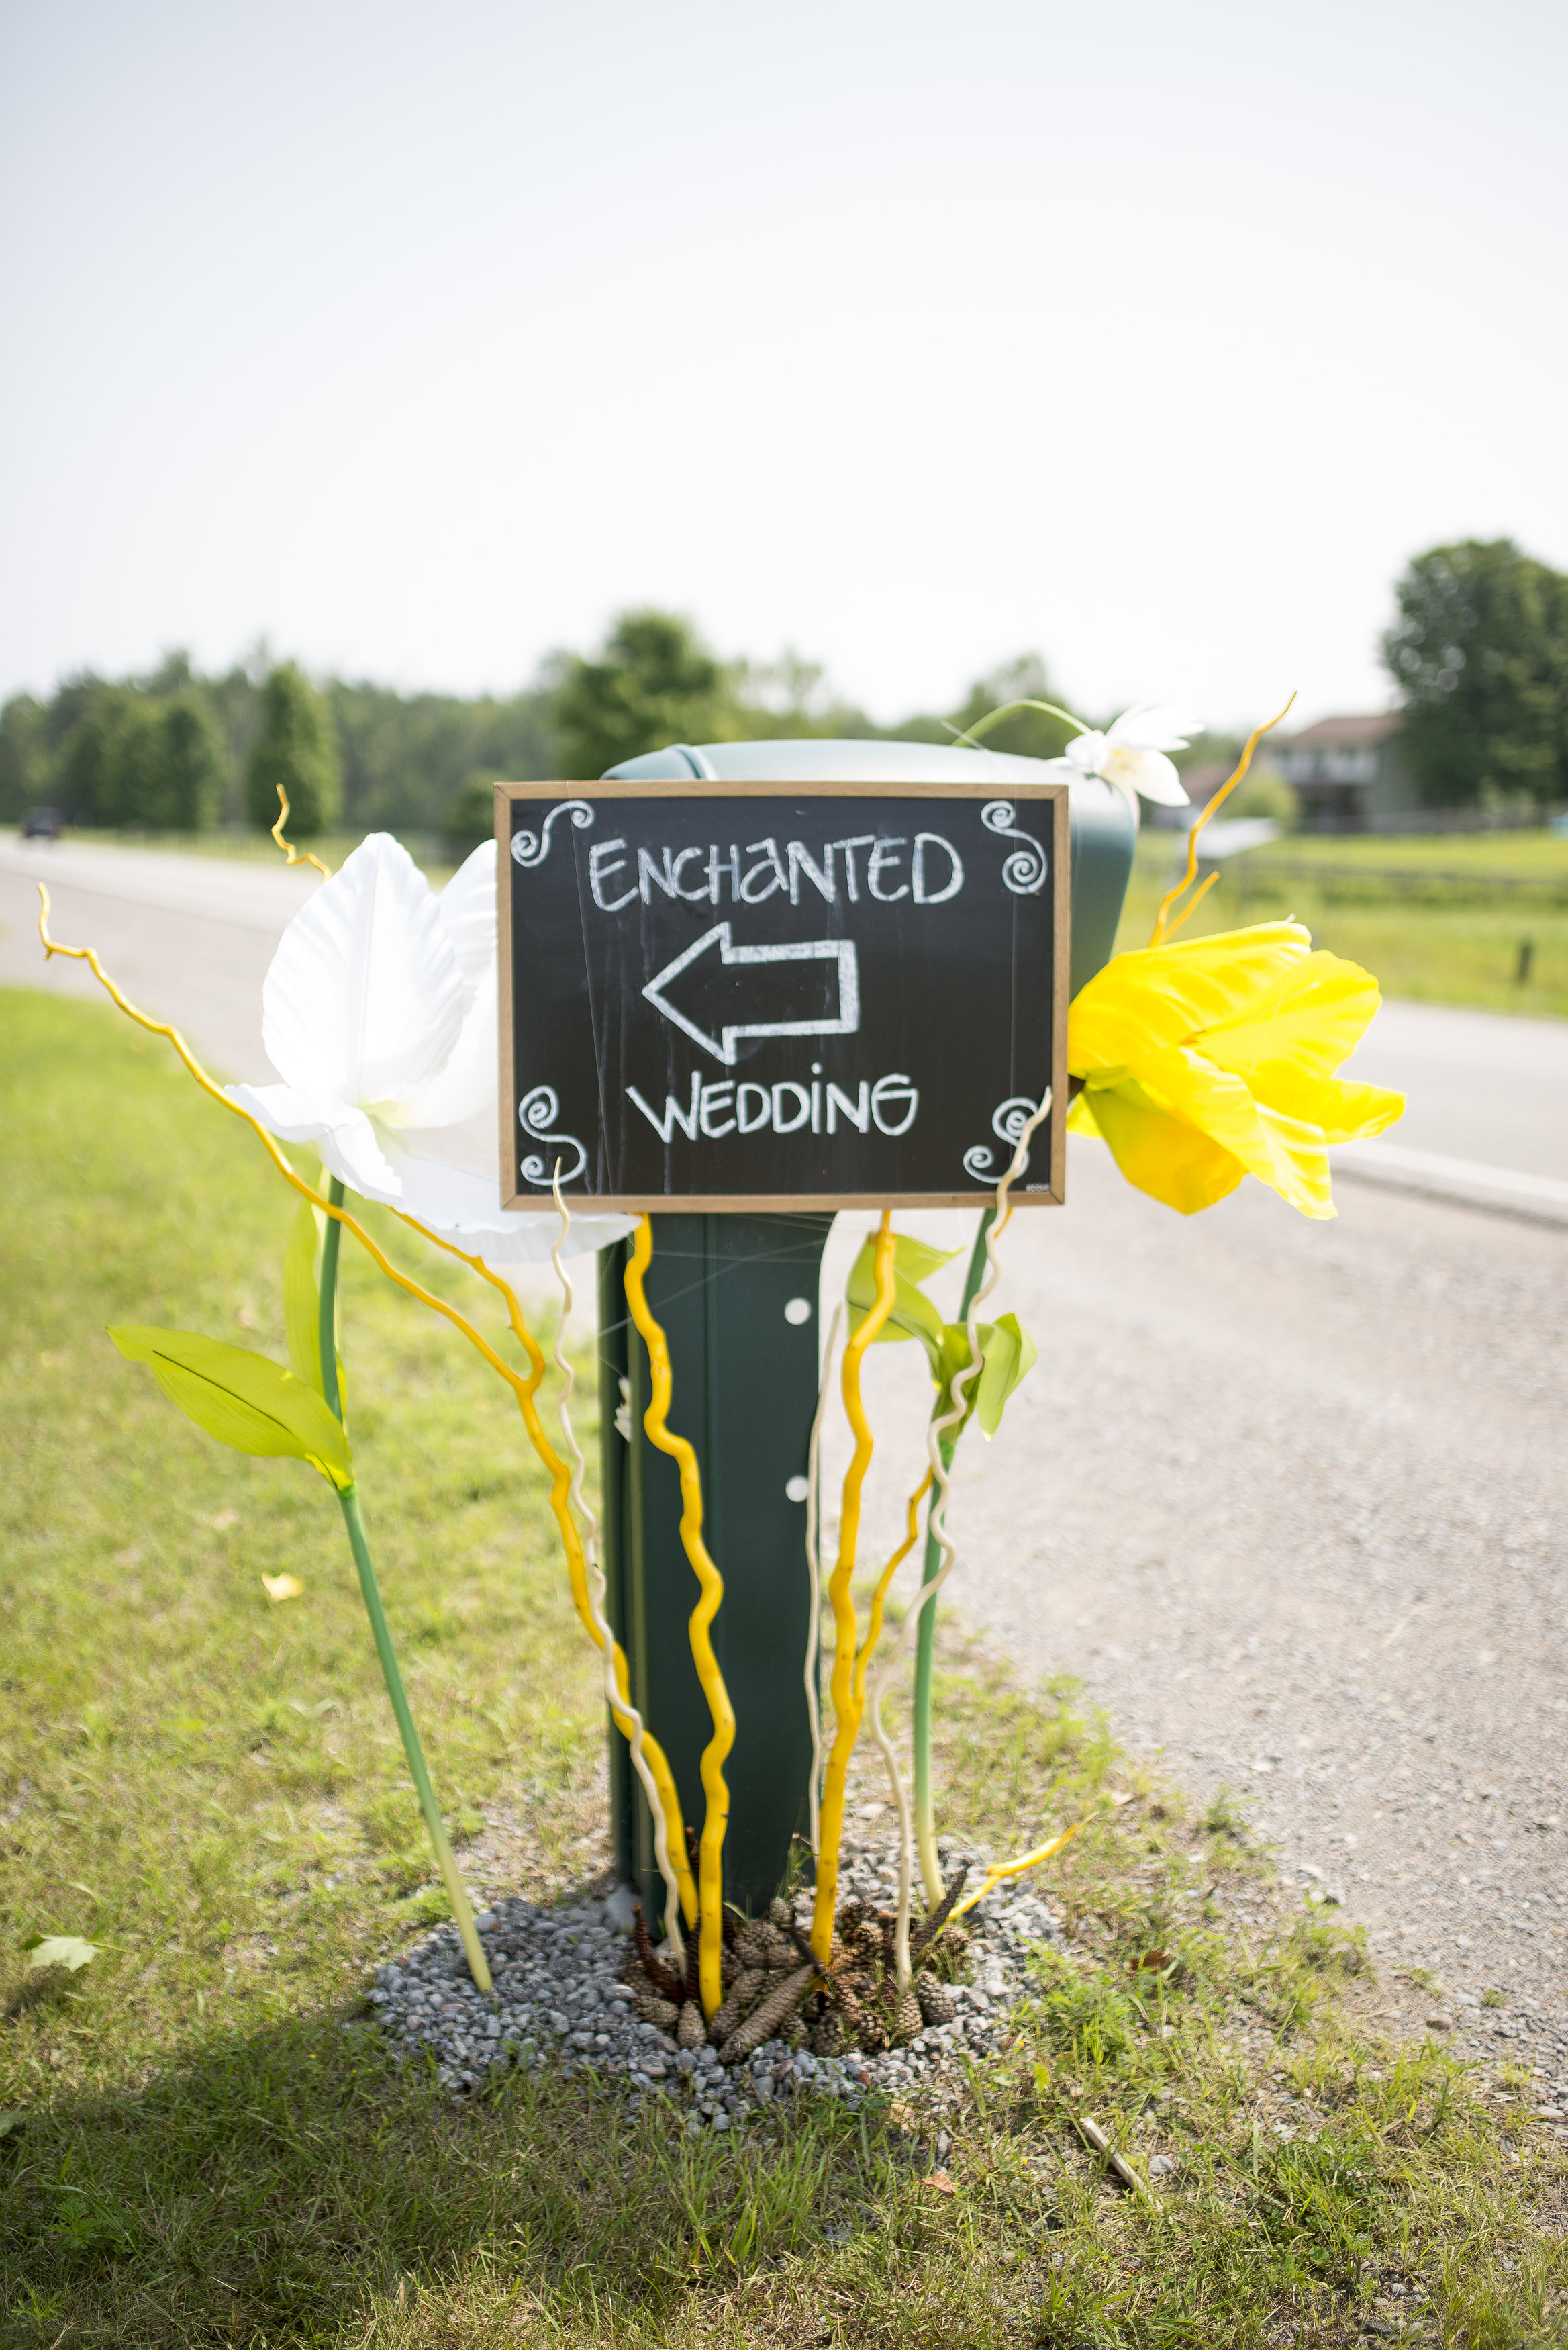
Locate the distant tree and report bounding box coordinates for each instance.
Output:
[893,654,1081,760]
[246,663,342,835]
[0,695,48,821]
[550,610,744,777]
[442,770,500,858]
[158,692,227,828]
[1381,538,1568,806]
[56,687,143,824]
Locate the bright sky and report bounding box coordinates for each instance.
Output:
[3,0,1565,733]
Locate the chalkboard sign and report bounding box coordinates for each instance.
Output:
[495,780,1068,1211]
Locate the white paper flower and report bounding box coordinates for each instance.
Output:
[1045,704,1202,812]
[228,833,632,1263]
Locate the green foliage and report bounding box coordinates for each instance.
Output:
[245,660,342,833]
[442,769,500,856]
[0,693,48,820]
[550,608,746,777]
[903,653,1081,760]
[107,1323,354,1488]
[844,1232,1036,1436]
[156,690,226,828]
[1225,759,1297,827]
[1382,537,1568,807]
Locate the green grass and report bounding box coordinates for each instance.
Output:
[3,989,1566,2345]
[1121,830,1568,1017]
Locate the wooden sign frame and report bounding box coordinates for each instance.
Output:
[495,778,1069,1213]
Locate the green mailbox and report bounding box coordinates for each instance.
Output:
[591,739,1134,1918]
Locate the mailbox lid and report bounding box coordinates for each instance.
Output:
[602,737,1135,998]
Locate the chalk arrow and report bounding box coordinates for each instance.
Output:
[642,923,861,1067]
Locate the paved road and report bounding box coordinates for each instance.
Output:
[4,837,1565,2065]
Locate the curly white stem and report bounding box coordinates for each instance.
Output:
[865,1089,1053,1985]
[549,1166,685,1957]
[803,1301,844,1863]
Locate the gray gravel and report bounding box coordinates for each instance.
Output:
[368,1841,1061,2120]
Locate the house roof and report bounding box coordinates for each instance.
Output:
[1277,713,1400,750]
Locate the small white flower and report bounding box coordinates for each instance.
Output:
[1046,704,1202,812]
[228,833,632,1263]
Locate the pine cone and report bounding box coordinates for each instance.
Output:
[716,1963,816,2063]
[893,1985,923,2045]
[734,1924,771,1969]
[915,1971,956,2026]
[810,2010,844,2057]
[634,1992,680,2029]
[676,2000,708,2049]
[767,1897,793,1929]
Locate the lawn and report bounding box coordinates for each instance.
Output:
[1120,830,1568,1018]
[2,990,1565,2345]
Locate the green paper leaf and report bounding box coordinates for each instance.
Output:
[845,1234,960,1362]
[23,1934,97,1973]
[107,1325,353,1489]
[974,1311,1037,1437]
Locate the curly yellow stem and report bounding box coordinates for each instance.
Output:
[1150,694,1295,946]
[622,1216,734,2016]
[810,1209,897,1964]
[852,1470,932,1717]
[949,1822,1082,1920]
[269,784,333,880]
[35,884,698,1929]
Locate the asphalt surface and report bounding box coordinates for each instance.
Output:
[3,835,1565,2064]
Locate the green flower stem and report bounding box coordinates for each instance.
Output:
[912,1205,995,1907]
[319,1178,491,1995]
[334,1480,491,1992]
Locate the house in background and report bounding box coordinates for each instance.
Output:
[1271,714,1416,831]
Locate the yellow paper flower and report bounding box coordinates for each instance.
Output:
[1067,921,1404,1218]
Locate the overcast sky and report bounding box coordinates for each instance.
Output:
[3,0,1564,733]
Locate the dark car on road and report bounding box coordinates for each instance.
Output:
[20,807,66,840]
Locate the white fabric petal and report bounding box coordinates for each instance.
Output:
[226,1084,402,1195]
[1104,745,1191,806]
[397,841,499,1130]
[373,1140,636,1262]
[435,838,497,996]
[1064,730,1109,778]
[261,833,466,1109]
[1105,703,1202,753]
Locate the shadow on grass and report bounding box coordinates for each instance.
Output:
[0,2006,894,2347]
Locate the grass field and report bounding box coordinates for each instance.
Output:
[1120,830,1568,1018]
[3,990,1566,2345]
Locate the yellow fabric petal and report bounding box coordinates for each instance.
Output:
[1069,922,1311,1074]
[1124,1044,1280,1190]
[1066,1090,1101,1137]
[1081,1077,1246,1215]
[1201,949,1386,1085]
[1251,1067,1405,1145]
[1253,1102,1335,1218]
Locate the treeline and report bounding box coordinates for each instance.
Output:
[0,616,1083,849]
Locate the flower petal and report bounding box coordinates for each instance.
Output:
[1104,745,1190,806]
[398,841,500,1131]
[373,1139,636,1262]
[261,833,465,1109]
[1202,950,1385,1084]
[1075,1077,1246,1214]
[226,1084,401,1195]
[1105,704,1202,752]
[1069,924,1312,1073]
[1064,730,1108,777]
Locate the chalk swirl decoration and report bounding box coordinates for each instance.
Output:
[519,1085,587,1186]
[963,1094,1043,1184]
[510,799,595,869]
[981,800,1048,895]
